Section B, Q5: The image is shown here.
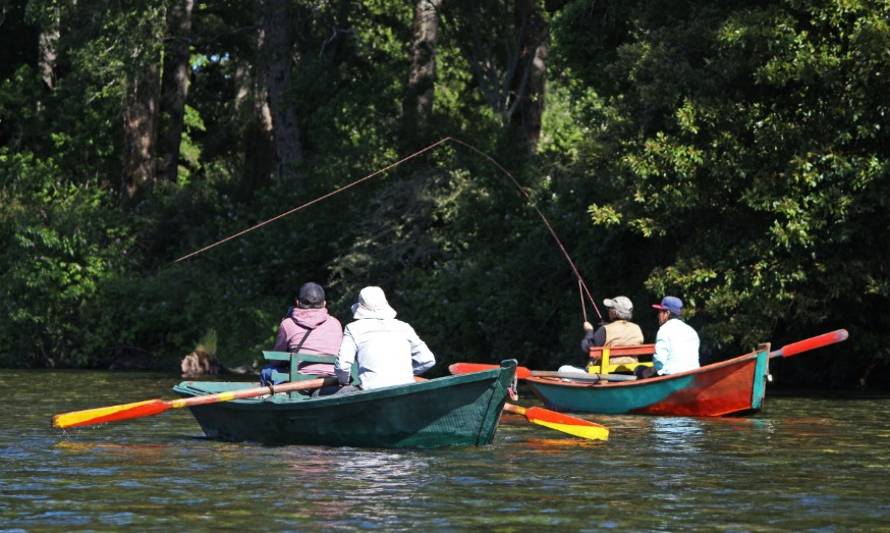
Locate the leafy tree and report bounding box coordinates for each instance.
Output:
[557,0,890,384]
[2,0,888,389]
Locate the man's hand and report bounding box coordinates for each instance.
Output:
[583,321,594,332]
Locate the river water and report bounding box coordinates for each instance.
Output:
[2,369,889,532]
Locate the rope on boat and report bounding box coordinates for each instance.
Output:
[173,136,603,321]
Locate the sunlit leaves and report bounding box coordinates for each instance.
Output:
[587,203,622,227]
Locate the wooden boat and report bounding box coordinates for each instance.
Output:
[526,350,769,416]
[523,330,848,417]
[171,359,517,448]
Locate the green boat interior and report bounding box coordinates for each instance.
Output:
[176,351,361,401]
[261,350,360,398]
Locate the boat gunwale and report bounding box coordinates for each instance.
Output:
[525,349,763,389]
[173,361,516,410]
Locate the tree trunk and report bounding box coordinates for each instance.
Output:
[157,0,194,183]
[122,63,160,200]
[508,0,547,155]
[235,54,276,193]
[403,0,442,137]
[38,6,60,91]
[260,0,302,182]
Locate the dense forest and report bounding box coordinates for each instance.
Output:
[2,0,888,388]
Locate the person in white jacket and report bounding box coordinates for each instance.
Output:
[335,286,436,391]
[636,295,700,379]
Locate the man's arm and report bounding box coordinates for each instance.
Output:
[653,327,669,375]
[335,327,357,385]
[407,326,435,375]
[581,327,608,354]
[272,320,289,352]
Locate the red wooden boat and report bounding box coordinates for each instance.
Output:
[521,330,848,416]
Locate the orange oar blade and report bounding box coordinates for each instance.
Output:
[503,403,609,441]
[52,399,169,429]
[523,406,609,441]
[449,362,532,379]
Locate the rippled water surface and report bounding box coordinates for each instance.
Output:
[2,369,890,531]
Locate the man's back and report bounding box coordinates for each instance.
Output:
[273,307,343,355]
[336,318,435,390]
[654,318,700,375]
[602,320,644,346]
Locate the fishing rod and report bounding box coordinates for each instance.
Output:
[173,136,603,321]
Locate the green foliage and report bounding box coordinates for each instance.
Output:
[566,0,890,380]
[0,150,127,366]
[1,0,888,388]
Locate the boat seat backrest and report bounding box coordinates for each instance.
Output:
[262,351,360,398]
[588,344,655,358]
[587,344,655,374]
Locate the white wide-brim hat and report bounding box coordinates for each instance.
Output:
[351,286,397,320]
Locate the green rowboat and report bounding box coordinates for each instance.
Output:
[172,359,517,448]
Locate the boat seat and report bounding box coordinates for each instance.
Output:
[587,344,655,374]
[262,351,359,398]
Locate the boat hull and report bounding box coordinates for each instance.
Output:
[172,360,516,448]
[525,350,769,417]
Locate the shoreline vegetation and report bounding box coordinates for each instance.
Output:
[2,1,888,389]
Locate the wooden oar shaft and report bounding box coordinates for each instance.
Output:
[169,377,336,409]
[53,377,339,429]
[449,363,634,382]
[524,366,633,381]
[551,370,636,382]
[502,402,528,416]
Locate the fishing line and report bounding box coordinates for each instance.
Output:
[173,136,603,321]
[448,138,602,321]
[173,137,451,264]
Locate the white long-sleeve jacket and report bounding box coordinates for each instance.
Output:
[335,318,435,390]
[654,318,700,375]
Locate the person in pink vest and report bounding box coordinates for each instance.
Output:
[260,282,343,385]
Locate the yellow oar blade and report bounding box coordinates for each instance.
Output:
[530,418,609,441]
[503,403,610,441]
[52,399,169,429]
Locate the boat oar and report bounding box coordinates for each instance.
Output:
[768,329,849,359]
[449,362,636,382]
[52,377,338,429]
[503,403,609,441]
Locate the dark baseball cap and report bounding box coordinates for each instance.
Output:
[652,295,683,315]
[298,282,325,307]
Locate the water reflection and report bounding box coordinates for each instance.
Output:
[279,447,434,522]
[650,416,704,455]
[3,370,890,530]
[54,440,171,456]
[285,447,431,488]
[524,437,601,451]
